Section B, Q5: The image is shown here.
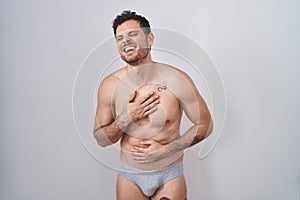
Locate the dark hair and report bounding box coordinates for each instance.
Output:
[112,10,151,36]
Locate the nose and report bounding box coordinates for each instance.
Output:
[122,35,131,44]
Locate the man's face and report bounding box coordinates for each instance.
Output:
[115,20,153,65]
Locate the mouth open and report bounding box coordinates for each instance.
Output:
[123,46,137,54]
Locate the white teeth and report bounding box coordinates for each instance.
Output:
[124,46,136,53]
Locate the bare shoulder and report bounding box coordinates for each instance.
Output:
[99,67,127,90]
[97,67,128,104]
[159,63,194,83]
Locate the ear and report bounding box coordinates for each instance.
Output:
[147,32,154,46]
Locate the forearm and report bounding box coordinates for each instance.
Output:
[93,113,131,147]
[167,121,213,154]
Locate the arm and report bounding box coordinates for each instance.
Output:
[93,76,126,147]
[166,71,213,153]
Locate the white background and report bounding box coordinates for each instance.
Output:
[1,0,299,199]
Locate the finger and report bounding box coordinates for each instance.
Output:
[138,91,155,104]
[137,160,151,164]
[137,160,148,164]
[139,139,154,145]
[142,99,159,112]
[143,107,157,116]
[133,146,148,153]
[134,144,149,149]
[133,156,147,161]
[141,95,159,107]
[128,90,137,103]
[132,152,147,158]
[142,101,159,115]
[131,148,140,153]
[132,154,151,163]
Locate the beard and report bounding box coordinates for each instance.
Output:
[121,48,150,66]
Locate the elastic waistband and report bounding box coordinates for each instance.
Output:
[119,161,183,174]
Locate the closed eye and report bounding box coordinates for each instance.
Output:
[116,35,123,41]
[128,31,138,37]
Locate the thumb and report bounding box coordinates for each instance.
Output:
[140,139,153,145]
[129,90,137,103]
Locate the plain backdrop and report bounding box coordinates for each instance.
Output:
[1,0,300,200]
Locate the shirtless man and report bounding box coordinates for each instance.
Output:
[93,11,213,200]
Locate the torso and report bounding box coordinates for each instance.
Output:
[111,63,185,170]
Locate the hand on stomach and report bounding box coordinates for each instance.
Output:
[120,134,183,171]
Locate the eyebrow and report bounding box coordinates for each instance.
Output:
[116,29,140,37]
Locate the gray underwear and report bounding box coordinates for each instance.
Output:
[118,161,183,197]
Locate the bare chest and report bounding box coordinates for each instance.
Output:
[113,83,181,138]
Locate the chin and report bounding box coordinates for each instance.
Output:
[121,49,150,65]
[122,54,141,64]
[127,58,143,66]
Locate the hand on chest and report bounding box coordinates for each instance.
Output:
[114,82,180,138]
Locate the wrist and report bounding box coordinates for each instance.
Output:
[115,112,131,131]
